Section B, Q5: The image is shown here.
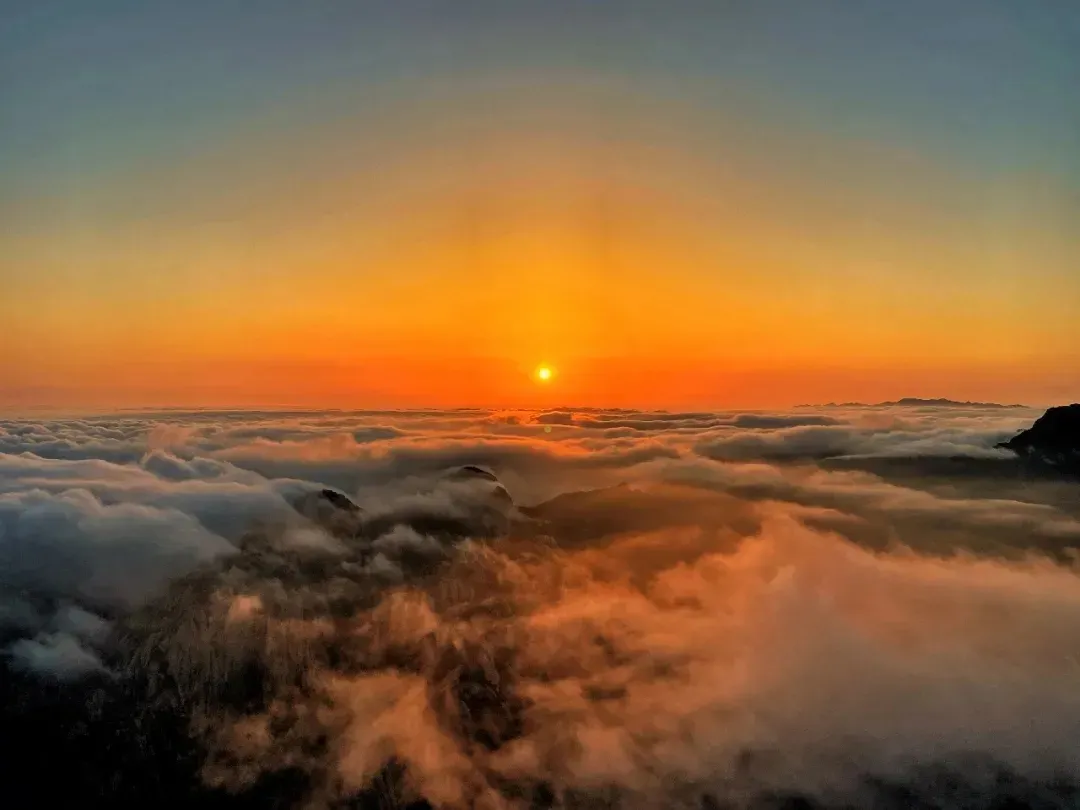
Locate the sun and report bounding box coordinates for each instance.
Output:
[536,365,553,382]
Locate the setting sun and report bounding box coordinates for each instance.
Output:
[536,366,553,382]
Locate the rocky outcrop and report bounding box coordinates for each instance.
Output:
[288,467,517,543]
[455,465,500,482]
[291,488,364,538]
[997,404,1080,475]
[446,465,514,509]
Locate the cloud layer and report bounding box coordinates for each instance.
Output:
[1,404,1079,808]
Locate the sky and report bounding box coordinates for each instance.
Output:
[2,0,1079,410]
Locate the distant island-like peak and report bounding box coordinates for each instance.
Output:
[800,398,1027,409]
[880,398,1027,408]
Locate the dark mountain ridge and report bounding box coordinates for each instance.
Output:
[996,404,1080,475]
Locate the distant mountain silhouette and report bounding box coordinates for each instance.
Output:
[882,397,1027,408]
[996,404,1080,475]
[801,398,1027,409]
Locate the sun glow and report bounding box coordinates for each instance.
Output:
[536,365,553,382]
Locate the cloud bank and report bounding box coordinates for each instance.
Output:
[1,404,1079,808]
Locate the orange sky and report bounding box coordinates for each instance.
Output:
[3,5,1079,411]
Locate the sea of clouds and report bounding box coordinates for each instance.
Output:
[2,403,1080,809]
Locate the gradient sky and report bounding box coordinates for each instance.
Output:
[3,0,1079,410]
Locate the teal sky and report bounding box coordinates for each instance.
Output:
[4,1,1077,182]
